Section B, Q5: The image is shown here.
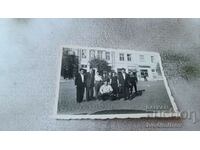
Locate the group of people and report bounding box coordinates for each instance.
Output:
[75,67,138,103]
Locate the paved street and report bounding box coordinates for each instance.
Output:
[57,79,173,115]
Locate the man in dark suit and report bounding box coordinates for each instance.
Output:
[129,72,138,94]
[85,67,95,101]
[118,68,130,100]
[75,68,85,103]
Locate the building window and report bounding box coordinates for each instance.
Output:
[139,55,145,62]
[127,54,131,61]
[119,53,124,61]
[140,69,148,77]
[97,50,103,59]
[90,50,95,59]
[82,49,87,59]
[151,56,154,63]
[105,52,110,60]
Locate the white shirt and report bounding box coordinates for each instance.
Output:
[95,74,102,82]
[80,74,84,82]
[99,84,113,94]
[122,73,126,79]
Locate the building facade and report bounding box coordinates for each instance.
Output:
[63,47,163,81]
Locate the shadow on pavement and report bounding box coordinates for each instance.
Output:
[129,89,145,100]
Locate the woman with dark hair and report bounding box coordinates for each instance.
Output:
[102,72,109,82]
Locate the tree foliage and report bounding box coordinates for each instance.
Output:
[89,58,111,73]
[61,51,79,79]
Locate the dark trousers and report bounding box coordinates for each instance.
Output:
[111,85,118,96]
[130,84,137,94]
[76,86,85,103]
[100,93,111,101]
[95,82,101,98]
[122,86,129,99]
[86,86,94,101]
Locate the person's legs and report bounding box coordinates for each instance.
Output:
[89,87,93,99]
[105,93,110,100]
[116,86,119,98]
[96,83,101,99]
[100,94,105,100]
[130,86,133,94]
[112,86,118,100]
[134,84,137,93]
[86,87,90,101]
[101,93,110,101]
[112,87,116,95]
[91,86,94,98]
[122,86,127,99]
[111,85,114,93]
[118,86,121,98]
[111,88,116,100]
[125,86,130,99]
[80,87,84,102]
[88,87,94,100]
[95,84,98,98]
[76,87,81,103]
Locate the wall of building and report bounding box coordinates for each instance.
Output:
[66,47,162,81]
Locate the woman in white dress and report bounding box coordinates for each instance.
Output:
[94,71,102,99]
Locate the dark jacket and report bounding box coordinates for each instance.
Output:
[111,76,118,88]
[129,76,138,85]
[85,72,95,87]
[118,72,130,87]
[75,73,85,87]
[102,75,110,83]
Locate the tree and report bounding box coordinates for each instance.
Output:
[61,51,79,79]
[89,58,111,74]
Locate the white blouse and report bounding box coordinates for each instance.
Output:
[99,85,113,94]
[95,74,102,82]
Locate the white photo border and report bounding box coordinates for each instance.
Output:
[54,45,180,120]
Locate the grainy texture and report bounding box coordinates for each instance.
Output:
[0,19,200,130]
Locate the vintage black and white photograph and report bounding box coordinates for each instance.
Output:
[56,46,179,119]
